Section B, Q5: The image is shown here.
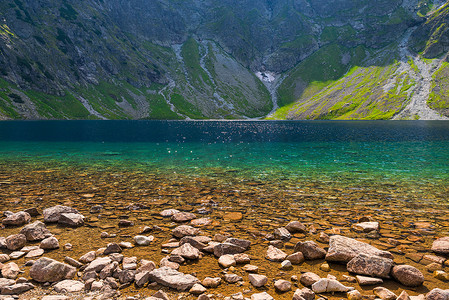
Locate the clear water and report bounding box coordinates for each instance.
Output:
[0,120,448,190]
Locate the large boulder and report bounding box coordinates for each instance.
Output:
[148,267,200,291]
[30,257,76,282]
[2,211,31,226]
[391,265,425,287]
[294,241,326,260]
[347,254,394,278]
[325,235,393,263]
[43,205,80,223]
[431,237,449,255]
[20,221,51,241]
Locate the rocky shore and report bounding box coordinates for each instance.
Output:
[0,203,448,300]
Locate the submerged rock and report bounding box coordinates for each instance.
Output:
[326,235,393,263]
[58,213,84,227]
[286,221,306,233]
[172,225,199,238]
[431,237,449,255]
[214,242,245,257]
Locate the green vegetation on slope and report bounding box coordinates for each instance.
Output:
[428,62,449,116]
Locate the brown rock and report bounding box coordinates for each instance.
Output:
[58,213,84,227]
[347,254,393,278]
[5,234,26,251]
[249,274,268,287]
[172,225,200,238]
[391,265,425,287]
[2,211,31,226]
[20,221,51,241]
[202,277,221,288]
[292,287,315,300]
[30,257,76,282]
[286,221,306,233]
[373,287,397,300]
[266,245,287,261]
[214,243,245,257]
[426,288,449,300]
[355,275,383,285]
[397,291,411,300]
[274,279,292,292]
[171,243,201,260]
[1,262,20,279]
[431,237,449,255]
[172,212,196,223]
[43,205,79,223]
[40,236,59,250]
[294,241,326,260]
[300,272,321,286]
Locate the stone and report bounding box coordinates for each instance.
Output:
[104,243,122,255]
[189,283,206,295]
[171,243,200,260]
[25,248,44,258]
[99,262,118,279]
[391,265,425,287]
[292,287,315,300]
[224,273,242,283]
[134,235,154,246]
[373,287,397,300]
[274,227,291,241]
[5,234,26,251]
[191,218,212,226]
[355,275,383,285]
[137,260,156,273]
[58,213,84,227]
[1,262,20,279]
[0,283,34,295]
[123,257,137,270]
[243,264,259,273]
[43,205,80,223]
[24,207,39,217]
[249,274,268,287]
[2,211,31,226]
[397,291,411,300]
[64,256,83,268]
[234,253,250,264]
[251,292,274,300]
[280,260,293,270]
[218,254,236,268]
[352,222,379,232]
[180,236,208,250]
[172,212,196,222]
[347,290,363,300]
[84,257,112,273]
[54,280,85,292]
[224,238,251,250]
[266,245,287,261]
[286,221,306,233]
[274,279,292,292]
[300,272,321,286]
[135,271,151,287]
[118,269,135,284]
[431,237,449,255]
[311,278,354,293]
[326,235,394,263]
[40,236,59,250]
[90,205,103,214]
[294,241,326,260]
[202,277,221,288]
[0,279,15,289]
[434,270,449,281]
[119,241,133,249]
[9,251,25,259]
[287,252,305,264]
[320,262,330,272]
[214,243,245,257]
[160,209,180,217]
[426,289,449,300]
[148,267,199,291]
[347,254,394,278]
[160,256,180,270]
[30,257,76,282]
[0,254,9,263]
[169,254,185,264]
[79,251,96,263]
[172,225,200,238]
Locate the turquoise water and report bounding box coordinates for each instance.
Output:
[0,120,448,190]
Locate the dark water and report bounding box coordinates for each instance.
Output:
[0,120,448,189]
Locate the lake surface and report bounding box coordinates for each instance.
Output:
[1,120,449,298]
[0,120,448,190]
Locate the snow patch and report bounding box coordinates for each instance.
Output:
[256,71,276,83]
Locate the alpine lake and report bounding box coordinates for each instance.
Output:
[0,120,448,299]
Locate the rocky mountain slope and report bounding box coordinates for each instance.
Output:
[0,0,448,120]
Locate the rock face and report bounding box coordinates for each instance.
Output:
[20,221,51,241]
[311,278,354,293]
[294,241,326,260]
[431,237,449,255]
[148,267,200,291]
[43,206,80,223]
[30,257,76,282]
[347,254,394,278]
[2,211,31,226]
[391,265,425,287]
[326,235,394,263]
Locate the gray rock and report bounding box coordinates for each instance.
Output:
[40,236,59,250]
[326,235,394,263]
[5,234,26,251]
[79,251,96,263]
[30,257,76,282]
[391,265,425,287]
[135,271,151,287]
[103,243,122,255]
[58,213,84,227]
[171,212,196,222]
[294,241,326,260]
[134,235,154,246]
[1,283,34,295]
[53,280,84,293]
[43,205,80,223]
[179,236,208,250]
[287,252,305,264]
[63,256,83,268]
[431,237,449,255]
[118,269,135,284]
[2,211,31,226]
[148,267,200,291]
[224,238,251,250]
[224,273,242,283]
[189,283,206,295]
[20,221,51,241]
[0,279,15,289]
[214,242,245,257]
[347,254,394,278]
[171,243,200,260]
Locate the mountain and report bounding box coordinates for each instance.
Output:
[0,0,448,120]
